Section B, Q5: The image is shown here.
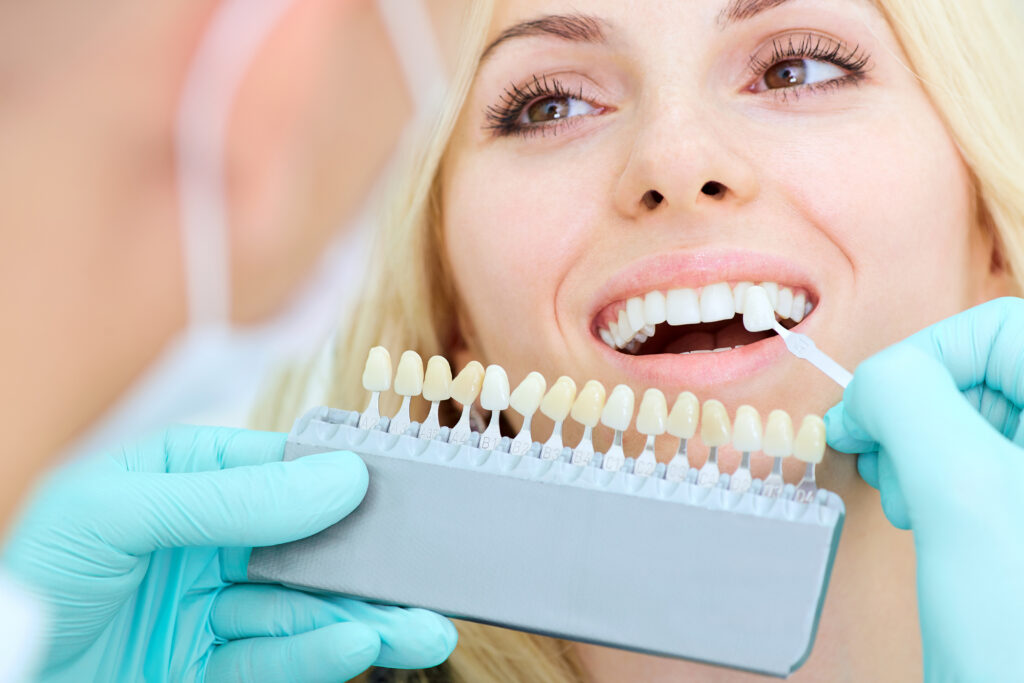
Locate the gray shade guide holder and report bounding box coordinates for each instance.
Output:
[249,407,845,677]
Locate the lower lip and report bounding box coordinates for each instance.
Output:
[597,330,791,387]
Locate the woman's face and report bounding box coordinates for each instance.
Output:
[442,0,1007,477]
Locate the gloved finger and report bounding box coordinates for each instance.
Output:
[824,402,878,454]
[904,297,1024,408]
[204,621,381,683]
[841,343,1003,487]
[855,452,880,490]
[162,426,288,472]
[109,451,368,554]
[876,449,911,530]
[211,584,457,669]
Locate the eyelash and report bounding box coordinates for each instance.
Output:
[484,33,872,138]
[484,74,592,138]
[748,33,871,101]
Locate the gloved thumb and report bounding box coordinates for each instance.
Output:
[825,343,1001,493]
[108,451,368,555]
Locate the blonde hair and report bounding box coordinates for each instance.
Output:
[254,2,1024,681]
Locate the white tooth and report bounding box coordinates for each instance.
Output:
[634,333,648,344]
[450,361,485,406]
[362,346,392,392]
[805,299,814,317]
[627,297,645,333]
[600,384,635,432]
[743,286,776,332]
[608,320,625,347]
[790,291,807,323]
[759,282,779,309]
[688,349,712,354]
[732,405,763,452]
[642,323,655,336]
[540,376,577,422]
[617,309,634,339]
[624,340,641,354]
[510,371,546,416]
[393,350,425,396]
[636,388,668,436]
[733,282,753,313]
[794,415,826,464]
[644,291,667,325]
[700,282,735,323]
[599,328,615,348]
[713,347,731,352]
[776,287,794,319]
[763,409,794,457]
[667,391,699,440]
[422,356,452,402]
[666,288,700,325]
[571,380,606,427]
[700,399,731,448]
[480,365,510,410]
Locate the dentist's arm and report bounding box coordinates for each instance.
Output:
[825,297,1024,680]
[2,426,456,682]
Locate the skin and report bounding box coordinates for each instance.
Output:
[0,0,464,527]
[443,0,1011,679]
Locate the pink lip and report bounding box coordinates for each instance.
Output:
[588,249,818,326]
[586,249,821,388]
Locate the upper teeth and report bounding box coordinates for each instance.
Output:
[598,281,813,350]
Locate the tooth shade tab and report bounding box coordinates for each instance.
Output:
[763,409,795,457]
[571,380,607,428]
[667,391,700,439]
[601,384,635,432]
[733,282,753,313]
[450,361,485,406]
[422,356,453,402]
[362,346,392,392]
[794,415,826,463]
[480,365,511,411]
[699,283,734,323]
[636,389,668,436]
[743,286,776,332]
[510,372,546,416]
[540,376,577,422]
[732,405,763,452]
[393,350,424,396]
[700,399,731,447]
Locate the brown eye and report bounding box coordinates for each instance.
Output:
[526,96,570,123]
[764,59,807,89]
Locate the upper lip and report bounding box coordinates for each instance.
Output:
[587,248,819,331]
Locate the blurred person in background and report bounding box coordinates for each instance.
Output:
[0,1,470,681]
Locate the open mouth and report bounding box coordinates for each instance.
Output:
[593,281,816,356]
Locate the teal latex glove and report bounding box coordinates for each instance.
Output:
[1,426,456,682]
[824,297,1024,680]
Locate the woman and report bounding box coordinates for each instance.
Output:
[259,0,1024,680]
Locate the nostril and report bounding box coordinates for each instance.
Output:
[641,190,664,209]
[701,181,726,198]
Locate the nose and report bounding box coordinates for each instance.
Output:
[612,85,759,219]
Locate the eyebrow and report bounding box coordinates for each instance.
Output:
[480,13,607,62]
[718,0,795,27]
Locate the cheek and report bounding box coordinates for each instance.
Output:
[767,102,977,340]
[442,146,610,356]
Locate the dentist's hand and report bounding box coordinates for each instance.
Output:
[825,297,1024,680]
[1,426,456,682]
